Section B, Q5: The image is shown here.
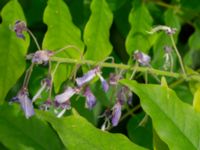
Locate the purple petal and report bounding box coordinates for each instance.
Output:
[55,87,76,103]
[17,90,34,119]
[98,74,109,92]
[32,50,53,64]
[14,20,27,39]
[134,50,151,66]
[111,102,122,126]
[75,67,100,87]
[84,86,96,109]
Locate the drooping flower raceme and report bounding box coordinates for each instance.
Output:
[13,20,27,39]
[134,50,151,66]
[11,88,34,119]
[83,86,96,109]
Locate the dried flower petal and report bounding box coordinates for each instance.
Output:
[75,67,100,87]
[147,25,176,35]
[111,102,122,126]
[134,50,151,66]
[84,86,96,109]
[30,50,54,64]
[14,20,27,39]
[55,87,76,103]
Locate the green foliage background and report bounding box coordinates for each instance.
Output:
[0,0,200,149]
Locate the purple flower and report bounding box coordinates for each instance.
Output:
[109,73,121,85]
[55,87,78,104]
[39,99,52,111]
[27,50,54,64]
[111,102,122,126]
[134,50,151,66]
[14,20,27,39]
[97,73,109,92]
[12,88,34,119]
[75,67,100,87]
[84,86,96,109]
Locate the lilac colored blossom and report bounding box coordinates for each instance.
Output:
[97,73,109,92]
[75,67,100,87]
[39,99,52,111]
[134,50,151,66]
[12,88,34,119]
[109,73,121,85]
[127,91,133,105]
[84,86,96,109]
[111,102,122,126]
[55,87,78,103]
[27,50,54,64]
[14,20,27,39]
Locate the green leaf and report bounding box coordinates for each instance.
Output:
[121,79,200,150]
[193,87,200,112]
[153,130,169,150]
[42,0,84,92]
[126,1,153,55]
[0,0,29,102]
[0,104,64,150]
[127,113,153,149]
[37,111,146,150]
[84,0,113,61]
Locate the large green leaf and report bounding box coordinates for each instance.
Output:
[42,0,84,92]
[0,104,64,150]
[0,0,29,102]
[84,0,113,61]
[37,111,146,150]
[121,80,200,150]
[125,1,153,55]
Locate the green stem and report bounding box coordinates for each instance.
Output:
[170,35,186,77]
[27,29,41,50]
[50,57,180,78]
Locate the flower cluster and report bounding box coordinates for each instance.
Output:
[11,20,182,130]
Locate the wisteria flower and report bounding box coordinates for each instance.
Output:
[111,102,122,126]
[39,99,52,111]
[27,50,54,64]
[109,73,121,85]
[75,67,100,87]
[13,20,27,39]
[97,73,109,92]
[84,86,96,109]
[55,87,78,104]
[11,88,34,119]
[134,50,151,66]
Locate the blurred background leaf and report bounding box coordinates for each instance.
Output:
[0,104,64,150]
[83,0,113,61]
